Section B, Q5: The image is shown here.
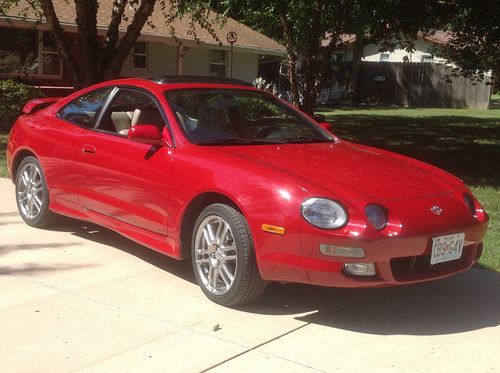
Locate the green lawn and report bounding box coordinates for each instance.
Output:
[316,105,500,271]
[0,133,8,178]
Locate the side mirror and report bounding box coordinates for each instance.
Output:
[318,122,333,133]
[128,124,163,146]
[312,114,326,122]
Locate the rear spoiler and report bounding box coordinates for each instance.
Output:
[22,97,62,115]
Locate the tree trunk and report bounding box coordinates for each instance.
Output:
[277,2,300,107]
[39,0,159,89]
[74,0,100,87]
[39,0,81,87]
[287,54,301,107]
[349,33,366,102]
[298,0,324,115]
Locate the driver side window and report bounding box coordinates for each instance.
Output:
[97,89,165,136]
[57,88,113,128]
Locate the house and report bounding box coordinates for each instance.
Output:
[0,0,286,95]
[326,31,451,63]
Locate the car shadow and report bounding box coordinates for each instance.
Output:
[41,216,500,336]
[46,216,197,285]
[241,269,500,336]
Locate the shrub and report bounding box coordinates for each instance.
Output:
[0,80,43,131]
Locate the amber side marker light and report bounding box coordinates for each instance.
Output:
[261,224,286,235]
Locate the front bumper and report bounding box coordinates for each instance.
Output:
[301,219,488,288]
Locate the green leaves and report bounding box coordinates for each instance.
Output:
[0,80,43,129]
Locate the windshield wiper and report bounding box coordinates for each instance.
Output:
[196,137,278,145]
[278,136,333,144]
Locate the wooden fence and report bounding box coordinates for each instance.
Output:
[348,62,491,109]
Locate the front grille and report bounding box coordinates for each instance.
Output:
[390,244,479,282]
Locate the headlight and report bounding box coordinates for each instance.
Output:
[463,193,476,216]
[301,198,348,229]
[365,204,387,230]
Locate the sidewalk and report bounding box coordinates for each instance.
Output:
[0,177,499,372]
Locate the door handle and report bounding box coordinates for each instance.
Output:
[81,144,96,154]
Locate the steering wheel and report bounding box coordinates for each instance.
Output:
[65,112,93,126]
[255,123,284,139]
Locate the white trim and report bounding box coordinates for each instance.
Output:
[34,85,74,89]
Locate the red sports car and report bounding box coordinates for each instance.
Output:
[6,77,489,305]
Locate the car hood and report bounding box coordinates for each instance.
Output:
[212,141,459,201]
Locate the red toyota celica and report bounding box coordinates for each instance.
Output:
[6,77,489,306]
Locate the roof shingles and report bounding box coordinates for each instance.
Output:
[1,0,286,54]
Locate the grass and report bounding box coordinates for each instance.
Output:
[0,133,8,178]
[1,100,499,270]
[316,104,500,271]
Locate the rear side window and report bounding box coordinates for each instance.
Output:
[57,88,113,128]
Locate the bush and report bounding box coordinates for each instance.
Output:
[0,80,43,131]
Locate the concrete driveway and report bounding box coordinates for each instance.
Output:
[0,177,499,372]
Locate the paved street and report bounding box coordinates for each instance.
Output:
[0,177,499,372]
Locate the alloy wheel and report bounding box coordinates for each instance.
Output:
[194,215,238,295]
[16,162,44,220]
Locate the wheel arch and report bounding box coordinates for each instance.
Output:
[11,149,38,181]
[179,192,243,260]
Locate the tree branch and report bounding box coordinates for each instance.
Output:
[108,0,158,74]
[39,0,80,84]
[102,0,128,67]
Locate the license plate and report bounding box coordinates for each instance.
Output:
[431,233,465,265]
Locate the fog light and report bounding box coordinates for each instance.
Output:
[344,262,376,277]
[320,244,365,258]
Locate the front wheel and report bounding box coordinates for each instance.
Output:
[15,156,56,227]
[191,203,267,306]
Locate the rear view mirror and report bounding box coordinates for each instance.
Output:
[128,124,162,146]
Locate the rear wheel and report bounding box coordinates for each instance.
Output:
[15,156,56,227]
[191,203,267,306]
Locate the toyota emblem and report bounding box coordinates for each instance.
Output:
[431,206,443,215]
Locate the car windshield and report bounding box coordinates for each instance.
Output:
[165,89,334,145]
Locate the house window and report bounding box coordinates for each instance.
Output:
[133,42,148,69]
[41,32,62,76]
[379,53,390,62]
[0,27,62,78]
[209,50,226,77]
[0,27,39,75]
[331,52,344,62]
[421,54,434,63]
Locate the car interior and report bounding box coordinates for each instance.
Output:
[99,90,165,136]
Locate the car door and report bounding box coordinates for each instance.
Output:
[45,87,114,211]
[76,87,173,236]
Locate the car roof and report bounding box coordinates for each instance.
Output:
[144,75,252,86]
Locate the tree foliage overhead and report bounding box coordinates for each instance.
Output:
[436,0,499,82]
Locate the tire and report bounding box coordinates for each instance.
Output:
[15,156,56,228]
[191,203,267,306]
